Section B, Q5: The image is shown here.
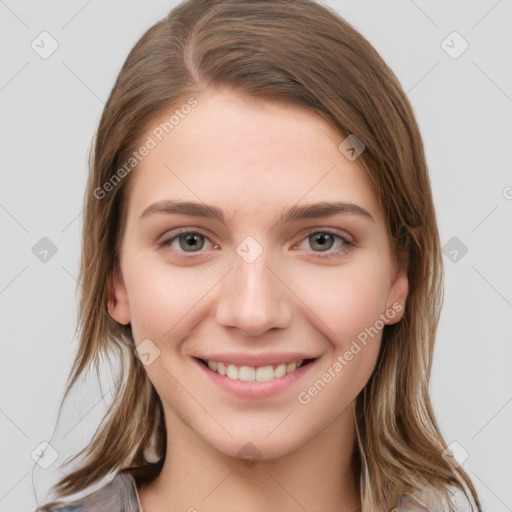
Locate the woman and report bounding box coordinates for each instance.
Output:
[35,0,481,510]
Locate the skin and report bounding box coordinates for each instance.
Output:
[108,87,408,512]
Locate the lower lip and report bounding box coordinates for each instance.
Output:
[194,358,318,399]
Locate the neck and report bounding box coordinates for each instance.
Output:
[138,407,361,512]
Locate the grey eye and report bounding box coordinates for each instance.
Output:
[308,233,335,251]
[178,233,205,252]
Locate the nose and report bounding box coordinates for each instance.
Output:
[215,244,292,337]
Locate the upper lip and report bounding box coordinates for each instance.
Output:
[194,352,319,366]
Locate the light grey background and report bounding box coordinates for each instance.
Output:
[0,1,511,511]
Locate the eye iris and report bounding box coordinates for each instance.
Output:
[179,233,204,252]
[310,233,334,251]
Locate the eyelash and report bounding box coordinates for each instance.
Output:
[156,227,355,261]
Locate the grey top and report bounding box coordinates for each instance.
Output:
[38,471,439,511]
[38,472,141,512]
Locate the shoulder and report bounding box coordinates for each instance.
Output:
[36,471,140,512]
[448,485,481,512]
[400,485,480,512]
[394,493,430,511]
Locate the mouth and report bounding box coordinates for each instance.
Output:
[196,357,317,383]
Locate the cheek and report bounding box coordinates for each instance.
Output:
[293,263,388,414]
[123,256,218,342]
[291,257,390,346]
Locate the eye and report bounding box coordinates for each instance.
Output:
[177,233,205,252]
[308,232,336,251]
[296,229,354,259]
[156,229,216,254]
[156,228,354,260]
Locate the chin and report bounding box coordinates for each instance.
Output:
[190,415,322,464]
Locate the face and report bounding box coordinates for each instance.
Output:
[109,87,408,461]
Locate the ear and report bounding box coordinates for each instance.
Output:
[384,264,409,325]
[107,259,131,325]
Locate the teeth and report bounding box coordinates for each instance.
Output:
[226,364,238,380]
[255,365,274,382]
[205,359,304,382]
[286,362,297,373]
[239,366,255,382]
[274,363,286,378]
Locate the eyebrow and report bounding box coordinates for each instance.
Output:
[138,199,375,224]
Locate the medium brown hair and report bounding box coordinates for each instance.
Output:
[38,1,480,510]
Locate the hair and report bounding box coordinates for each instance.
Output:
[37,1,480,510]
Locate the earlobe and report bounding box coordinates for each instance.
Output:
[384,268,409,325]
[107,261,131,325]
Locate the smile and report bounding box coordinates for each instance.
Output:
[195,355,318,399]
[204,359,307,382]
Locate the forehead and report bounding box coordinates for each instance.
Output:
[125,88,380,226]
